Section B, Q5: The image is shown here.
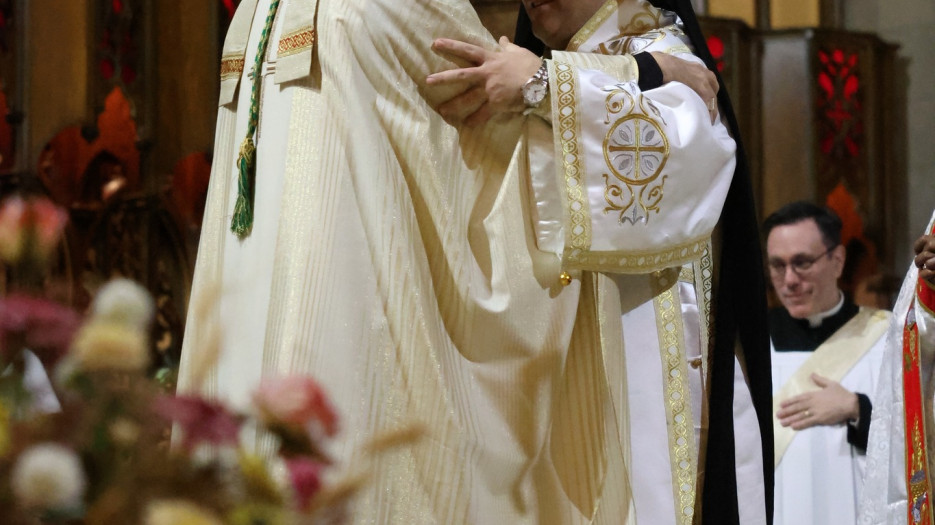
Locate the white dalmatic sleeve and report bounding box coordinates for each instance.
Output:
[528,50,735,274]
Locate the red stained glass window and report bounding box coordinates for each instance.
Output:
[816,48,862,158]
[99,58,115,80]
[706,35,726,72]
[121,64,136,85]
[222,0,238,20]
[97,0,139,86]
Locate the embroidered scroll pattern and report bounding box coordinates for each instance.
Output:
[600,25,684,56]
[601,84,670,225]
[220,55,246,80]
[565,236,708,274]
[579,0,663,54]
[654,284,697,524]
[277,28,316,58]
[701,243,714,351]
[555,62,593,258]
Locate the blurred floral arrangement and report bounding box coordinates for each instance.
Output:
[0,196,420,524]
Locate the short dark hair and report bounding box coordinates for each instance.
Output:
[763,201,842,249]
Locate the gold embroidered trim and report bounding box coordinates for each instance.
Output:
[568,0,621,51]
[678,266,693,282]
[564,235,709,274]
[555,61,592,257]
[650,268,681,296]
[666,45,693,55]
[601,111,670,224]
[697,242,714,364]
[277,27,316,58]
[619,1,664,36]
[220,55,246,80]
[654,286,697,524]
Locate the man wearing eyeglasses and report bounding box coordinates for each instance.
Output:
[763,201,891,524]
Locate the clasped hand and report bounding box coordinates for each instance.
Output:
[776,373,860,430]
[426,36,722,127]
[914,234,935,285]
[426,36,541,127]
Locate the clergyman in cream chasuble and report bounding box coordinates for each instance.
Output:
[178,0,767,523]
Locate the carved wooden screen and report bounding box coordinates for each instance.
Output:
[0,0,22,176]
[760,29,902,290]
[91,0,154,149]
[699,16,762,202]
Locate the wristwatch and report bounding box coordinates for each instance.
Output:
[522,59,549,108]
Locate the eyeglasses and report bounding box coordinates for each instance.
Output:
[768,246,836,278]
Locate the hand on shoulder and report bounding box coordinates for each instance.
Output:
[649,51,719,123]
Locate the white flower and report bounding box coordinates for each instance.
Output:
[144,499,225,525]
[91,278,154,330]
[11,443,86,509]
[71,320,150,371]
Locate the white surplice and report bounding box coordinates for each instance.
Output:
[770,310,889,525]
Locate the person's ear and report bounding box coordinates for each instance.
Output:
[831,244,846,276]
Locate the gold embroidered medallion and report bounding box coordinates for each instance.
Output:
[602,88,670,225]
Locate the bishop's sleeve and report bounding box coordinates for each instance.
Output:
[526,47,735,275]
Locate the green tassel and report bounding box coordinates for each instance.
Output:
[230,137,256,238]
[228,0,280,239]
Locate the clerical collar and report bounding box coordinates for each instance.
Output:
[769,293,859,352]
[805,292,845,328]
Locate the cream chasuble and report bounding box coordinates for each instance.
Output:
[179,0,763,523]
[770,309,889,525]
[183,0,634,522]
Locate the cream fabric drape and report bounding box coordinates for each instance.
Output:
[179,0,636,522]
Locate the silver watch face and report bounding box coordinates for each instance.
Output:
[523,81,547,106]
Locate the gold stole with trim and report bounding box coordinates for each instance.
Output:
[218,0,320,107]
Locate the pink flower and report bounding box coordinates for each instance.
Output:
[0,196,67,265]
[284,457,324,511]
[29,198,68,261]
[0,294,81,366]
[152,394,243,452]
[252,376,338,437]
[0,196,26,262]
